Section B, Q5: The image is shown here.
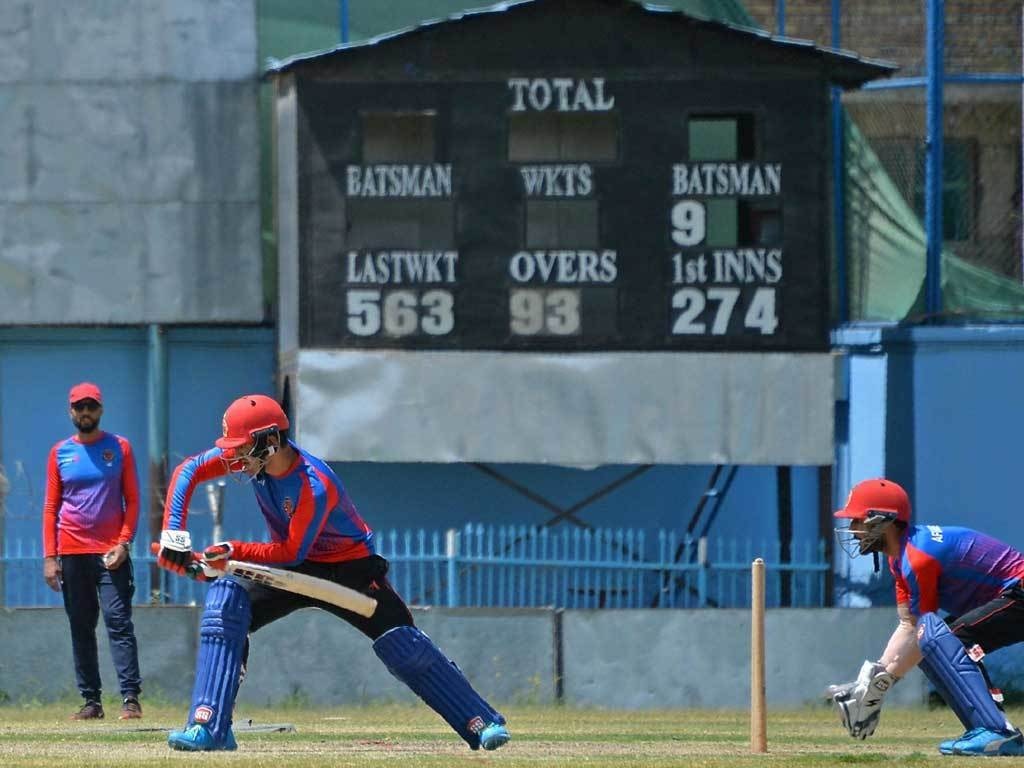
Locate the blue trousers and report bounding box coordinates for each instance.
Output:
[60,554,142,701]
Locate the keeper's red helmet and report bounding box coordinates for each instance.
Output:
[216,395,289,451]
[834,478,911,525]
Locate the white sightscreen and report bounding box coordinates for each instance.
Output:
[293,349,834,465]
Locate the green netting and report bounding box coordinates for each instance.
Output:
[350,1,516,41]
[844,115,927,320]
[649,0,756,27]
[845,112,1024,322]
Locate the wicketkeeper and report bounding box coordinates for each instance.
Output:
[826,478,1024,757]
[156,394,510,752]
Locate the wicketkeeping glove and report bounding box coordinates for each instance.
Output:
[825,660,897,740]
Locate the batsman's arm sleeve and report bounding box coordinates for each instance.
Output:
[42,445,62,558]
[233,478,329,565]
[879,601,922,678]
[162,448,229,530]
[117,436,140,545]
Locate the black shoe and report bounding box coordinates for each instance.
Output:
[70,700,104,720]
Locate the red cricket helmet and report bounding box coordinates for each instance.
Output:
[215,395,290,451]
[834,478,911,524]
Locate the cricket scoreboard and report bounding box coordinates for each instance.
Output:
[296,72,831,353]
[270,0,890,465]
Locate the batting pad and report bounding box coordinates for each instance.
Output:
[917,612,1006,732]
[189,579,252,742]
[373,626,505,748]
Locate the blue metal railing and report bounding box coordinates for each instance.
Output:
[1,525,829,609]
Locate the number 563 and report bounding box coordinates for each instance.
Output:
[346,289,454,337]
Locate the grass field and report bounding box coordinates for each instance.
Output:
[0,703,1019,767]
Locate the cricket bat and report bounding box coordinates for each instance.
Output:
[150,543,378,617]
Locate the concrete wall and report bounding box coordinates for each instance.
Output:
[0,0,262,323]
[240,608,556,708]
[0,606,198,702]
[0,606,945,709]
[563,608,928,709]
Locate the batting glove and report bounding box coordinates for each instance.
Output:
[203,542,234,561]
[158,529,193,576]
[200,542,235,573]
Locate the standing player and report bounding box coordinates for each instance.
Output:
[826,477,1024,756]
[43,382,143,720]
[156,394,510,752]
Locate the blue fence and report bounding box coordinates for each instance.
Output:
[2,525,830,609]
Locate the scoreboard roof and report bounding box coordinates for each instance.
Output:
[265,0,896,87]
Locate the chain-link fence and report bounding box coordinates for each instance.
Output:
[747,0,1024,321]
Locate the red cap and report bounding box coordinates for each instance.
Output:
[834,478,911,523]
[215,395,289,450]
[69,382,103,405]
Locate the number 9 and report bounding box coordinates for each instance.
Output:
[671,200,706,247]
[509,289,544,335]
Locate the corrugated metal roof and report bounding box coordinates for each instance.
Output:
[264,0,896,80]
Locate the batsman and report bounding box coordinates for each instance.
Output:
[156,394,510,752]
[827,478,1024,756]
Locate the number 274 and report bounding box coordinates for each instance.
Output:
[671,287,778,335]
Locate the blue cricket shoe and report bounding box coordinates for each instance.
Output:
[479,722,511,751]
[168,723,238,751]
[940,728,982,756]
[949,727,1024,756]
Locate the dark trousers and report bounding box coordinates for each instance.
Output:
[947,579,1024,699]
[239,555,414,672]
[60,554,142,701]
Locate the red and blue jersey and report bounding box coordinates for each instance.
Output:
[890,524,1024,617]
[162,442,374,566]
[42,432,139,557]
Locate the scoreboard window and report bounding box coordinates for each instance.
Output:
[338,111,457,344]
[684,114,776,248]
[687,115,756,161]
[740,201,783,245]
[525,200,599,247]
[346,110,453,258]
[669,112,785,340]
[346,199,455,249]
[704,199,738,247]
[508,112,618,162]
[361,111,437,162]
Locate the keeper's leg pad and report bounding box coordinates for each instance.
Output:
[917,612,1006,732]
[373,626,505,749]
[188,579,252,743]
